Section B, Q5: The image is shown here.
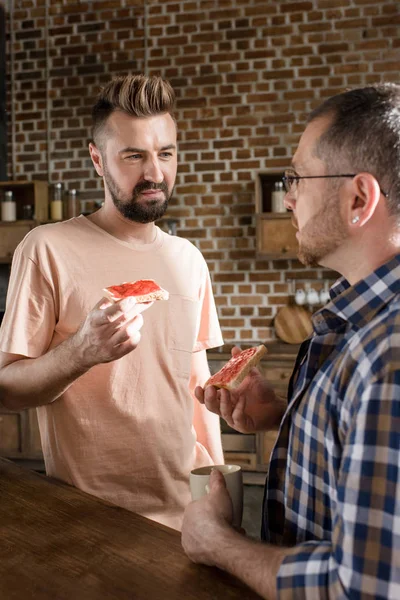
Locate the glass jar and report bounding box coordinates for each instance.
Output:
[50,183,63,221]
[1,190,17,222]
[22,204,34,220]
[271,181,286,213]
[66,189,79,219]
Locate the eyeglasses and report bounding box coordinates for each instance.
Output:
[282,169,389,198]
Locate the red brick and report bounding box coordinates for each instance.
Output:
[231,296,264,306]
[6,0,398,344]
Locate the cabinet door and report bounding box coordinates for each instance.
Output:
[258,361,292,396]
[28,409,43,457]
[256,214,298,258]
[0,223,32,259]
[0,409,43,460]
[0,412,22,454]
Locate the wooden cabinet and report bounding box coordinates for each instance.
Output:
[0,180,49,264]
[255,170,298,258]
[0,221,35,261]
[0,406,44,469]
[208,343,297,481]
[0,183,48,468]
[256,214,298,258]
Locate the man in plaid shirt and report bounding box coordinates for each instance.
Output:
[182,83,400,599]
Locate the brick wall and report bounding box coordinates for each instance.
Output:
[5,0,400,345]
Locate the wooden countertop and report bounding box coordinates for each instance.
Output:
[0,458,261,600]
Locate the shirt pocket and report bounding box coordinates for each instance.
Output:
[168,295,200,379]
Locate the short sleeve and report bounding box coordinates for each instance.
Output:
[193,258,223,353]
[0,242,56,357]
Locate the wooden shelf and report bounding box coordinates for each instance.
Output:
[254,170,298,258]
[255,170,284,213]
[0,219,36,226]
[0,180,48,222]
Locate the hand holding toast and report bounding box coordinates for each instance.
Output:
[71,297,152,369]
[195,347,286,433]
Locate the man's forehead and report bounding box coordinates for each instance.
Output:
[107,110,167,130]
[292,117,330,168]
[105,111,177,147]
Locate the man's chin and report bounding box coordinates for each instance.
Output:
[116,204,168,224]
[297,244,322,267]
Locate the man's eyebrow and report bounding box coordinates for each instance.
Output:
[119,144,177,154]
[119,147,145,154]
[290,161,302,173]
[160,144,176,151]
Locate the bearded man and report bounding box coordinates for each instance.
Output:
[0,74,224,531]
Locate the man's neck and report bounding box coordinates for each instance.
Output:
[87,206,157,245]
[322,237,400,286]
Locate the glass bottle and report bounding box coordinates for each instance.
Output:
[1,190,17,222]
[66,189,79,219]
[50,183,63,221]
[271,181,286,213]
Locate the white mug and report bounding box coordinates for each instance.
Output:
[295,289,306,306]
[190,464,243,528]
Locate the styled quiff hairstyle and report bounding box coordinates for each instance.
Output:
[308,83,400,215]
[91,74,176,149]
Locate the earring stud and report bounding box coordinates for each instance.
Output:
[351,216,360,224]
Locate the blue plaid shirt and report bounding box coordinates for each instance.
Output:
[262,255,400,599]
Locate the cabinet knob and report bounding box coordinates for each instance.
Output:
[281,246,289,253]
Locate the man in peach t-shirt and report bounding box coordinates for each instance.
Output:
[0,74,224,531]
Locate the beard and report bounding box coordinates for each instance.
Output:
[103,164,172,223]
[297,195,347,267]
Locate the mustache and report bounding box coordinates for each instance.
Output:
[133,181,169,196]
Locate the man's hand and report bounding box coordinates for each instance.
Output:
[71,297,152,370]
[181,469,235,566]
[182,469,290,600]
[195,347,286,433]
[0,297,153,411]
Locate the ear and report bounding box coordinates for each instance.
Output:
[348,172,382,227]
[89,142,104,177]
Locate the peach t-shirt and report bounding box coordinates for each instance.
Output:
[0,216,223,530]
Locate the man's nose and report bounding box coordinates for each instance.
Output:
[143,159,164,184]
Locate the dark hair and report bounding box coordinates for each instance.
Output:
[308,83,400,214]
[91,74,176,148]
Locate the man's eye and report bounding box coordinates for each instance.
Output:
[126,154,141,160]
[160,152,173,158]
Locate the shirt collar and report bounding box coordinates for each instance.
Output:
[313,254,400,333]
